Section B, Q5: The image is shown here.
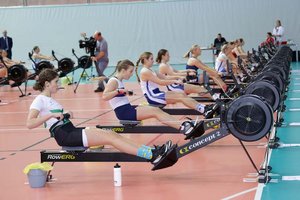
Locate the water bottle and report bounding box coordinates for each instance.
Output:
[113,163,122,186]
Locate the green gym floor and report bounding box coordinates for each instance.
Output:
[256,62,300,200]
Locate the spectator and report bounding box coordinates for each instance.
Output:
[0,30,13,59]
[272,20,285,45]
[213,33,227,56]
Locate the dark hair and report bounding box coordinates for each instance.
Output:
[33,46,39,51]
[32,46,39,54]
[33,69,58,92]
[108,59,134,77]
[267,32,272,36]
[156,49,168,63]
[136,52,153,82]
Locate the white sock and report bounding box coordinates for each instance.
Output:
[196,104,205,113]
[212,93,220,100]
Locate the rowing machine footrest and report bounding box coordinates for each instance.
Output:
[119,120,141,127]
[61,146,88,152]
[184,121,205,140]
[152,144,178,171]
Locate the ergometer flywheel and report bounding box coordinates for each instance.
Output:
[225,94,273,141]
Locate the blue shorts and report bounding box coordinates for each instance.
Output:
[114,104,137,121]
[144,88,166,106]
[167,83,184,92]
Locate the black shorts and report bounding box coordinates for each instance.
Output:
[51,122,84,147]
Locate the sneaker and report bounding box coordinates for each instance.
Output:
[183,120,205,140]
[204,104,217,119]
[150,140,172,164]
[180,121,195,136]
[94,87,104,93]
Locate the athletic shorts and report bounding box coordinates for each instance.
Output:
[51,122,84,147]
[166,83,184,92]
[144,88,166,106]
[114,103,137,121]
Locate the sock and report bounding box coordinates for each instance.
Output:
[137,146,153,160]
[196,103,205,113]
[212,93,220,100]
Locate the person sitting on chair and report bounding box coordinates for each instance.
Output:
[26,68,175,166]
[102,59,205,139]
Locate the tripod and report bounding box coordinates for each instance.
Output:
[72,49,95,93]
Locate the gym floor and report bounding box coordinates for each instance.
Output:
[255,62,300,200]
[0,63,299,200]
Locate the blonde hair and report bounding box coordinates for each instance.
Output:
[183,44,200,58]
[135,52,153,82]
[221,43,230,53]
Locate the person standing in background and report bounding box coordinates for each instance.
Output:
[213,33,227,56]
[272,20,285,46]
[91,31,109,93]
[0,30,13,59]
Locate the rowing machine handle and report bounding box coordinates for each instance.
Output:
[127,90,133,96]
[56,113,71,120]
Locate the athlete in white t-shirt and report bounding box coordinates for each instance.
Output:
[272,20,285,45]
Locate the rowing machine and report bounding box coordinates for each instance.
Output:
[41,94,273,173]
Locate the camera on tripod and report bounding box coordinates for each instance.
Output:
[79,37,96,56]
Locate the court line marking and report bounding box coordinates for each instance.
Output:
[288,98,300,101]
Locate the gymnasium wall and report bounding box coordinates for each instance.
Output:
[0,0,299,67]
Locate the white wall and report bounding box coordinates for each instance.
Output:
[0,0,299,67]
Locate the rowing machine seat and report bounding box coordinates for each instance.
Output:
[61,146,88,152]
[119,120,141,127]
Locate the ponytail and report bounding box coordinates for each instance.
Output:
[136,52,153,83]
[33,80,43,92]
[108,61,120,78]
[135,59,141,82]
[183,50,191,59]
[184,44,200,58]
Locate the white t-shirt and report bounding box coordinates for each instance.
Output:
[215,52,228,74]
[29,94,63,128]
[272,26,285,43]
[108,77,130,109]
